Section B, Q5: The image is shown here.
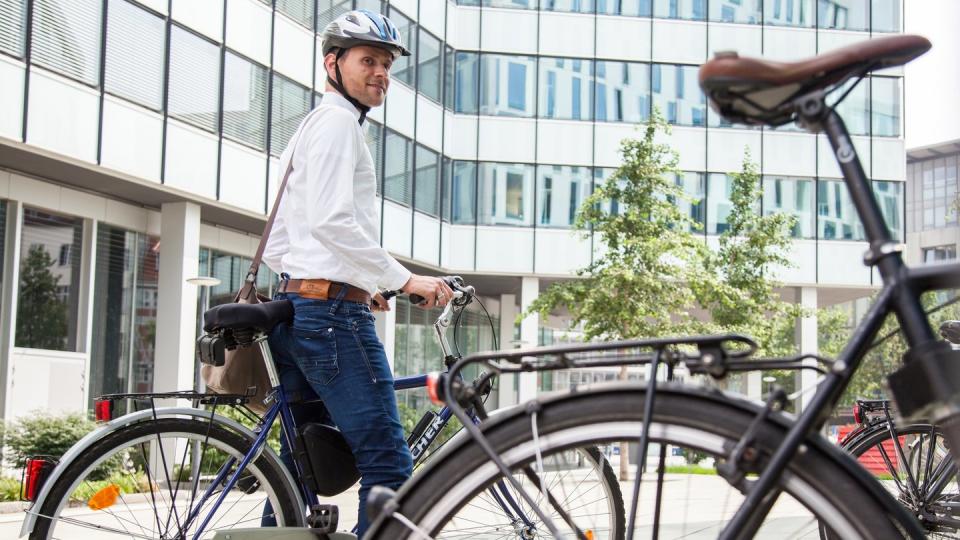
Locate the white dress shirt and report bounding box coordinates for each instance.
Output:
[263,92,411,295]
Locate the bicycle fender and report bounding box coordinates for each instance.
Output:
[19,407,304,538]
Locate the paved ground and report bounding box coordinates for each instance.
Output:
[0,473,831,539]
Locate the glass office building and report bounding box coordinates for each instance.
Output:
[0,0,905,419]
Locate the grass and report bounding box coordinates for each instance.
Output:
[664,465,718,475]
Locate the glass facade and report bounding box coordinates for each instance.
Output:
[104,0,165,110]
[595,61,650,124]
[908,156,958,232]
[539,58,593,121]
[763,176,815,238]
[90,226,160,403]
[536,165,592,228]
[818,179,865,241]
[223,53,270,151]
[478,162,535,226]
[168,26,220,132]
[16,208,83,351]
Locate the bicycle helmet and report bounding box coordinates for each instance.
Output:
[321,10,410,123]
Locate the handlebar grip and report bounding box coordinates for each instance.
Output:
[409,293,426,305]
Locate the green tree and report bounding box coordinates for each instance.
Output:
[16,245,68,349]
[525,112,709,342]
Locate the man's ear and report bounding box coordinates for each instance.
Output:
[323,52,339,80]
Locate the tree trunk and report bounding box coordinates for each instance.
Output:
[618,365,630,481]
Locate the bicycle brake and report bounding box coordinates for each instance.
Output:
[717,387,788,491]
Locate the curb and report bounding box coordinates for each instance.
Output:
[0,501,27,514]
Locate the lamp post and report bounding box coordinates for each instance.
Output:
[762,375,777,397]
[185,276,220,484]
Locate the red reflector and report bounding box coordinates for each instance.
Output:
[95,399,113,422]
[852,403,862,424]
[426,372,443,405]
[22,458,55,502]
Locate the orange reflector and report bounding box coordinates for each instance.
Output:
[426,372,443,405]
[585,530,595,540]
[88,484,120,511]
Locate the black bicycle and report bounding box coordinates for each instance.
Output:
[365,34,960,539]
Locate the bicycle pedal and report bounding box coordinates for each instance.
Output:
[307,504,339,533]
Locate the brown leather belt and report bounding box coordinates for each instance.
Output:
[279,278,371,305]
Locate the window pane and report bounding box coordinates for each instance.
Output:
[872,0,900,32]
[653,0,706,20]
[417,28,441,102]
[415,144,440,216]
[223,53,269,150]
[871,77,900,137]
[32,0,102,84]
[277,0,313,29]
[537,165,591,228]
[707,173,734,234]
[764,0,814,27]
[316,0,351,30]
[817,179,865,240]
[455,51,479,114]
[270,73,311,155]
[16,208,83,351]
[388,7,415,86]
[480,55,536,118]
[671,171,705,231]
[710,0,761,23]
[451,161,477,224]
[478,162,534,226]
[831,77,869,136]
[652,64,705,126]
[104,0,165,109]
[872,180,903,242]
[763,176,814,238]
[1,0,27,58]
[818,0,868,31]
[539,57,592,121]
[595,61,649,123]
[90,227,159,404]
[384,129,413,205]
[169,26,220,132]
[542,0,594,13]
[483,0,534,8]
[366,120,384,194]
[598,0,653,16]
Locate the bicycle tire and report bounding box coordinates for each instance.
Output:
[30,417,304,540]
[840,422,959,538]
[367,384,923,539]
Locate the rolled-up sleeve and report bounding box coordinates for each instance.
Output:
[304,111,411,290]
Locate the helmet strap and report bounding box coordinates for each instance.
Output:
[327,48,369,125]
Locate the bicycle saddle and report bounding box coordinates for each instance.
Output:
[699,34,930,127]
[203,300,294,334]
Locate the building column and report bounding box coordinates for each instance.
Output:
[376,296,397,371]
[0,201,23,422]
[746,371,762,401]
[797,286,819,413]
[154,202,201,398]
[519,277,539,403]
[498,293,517,407]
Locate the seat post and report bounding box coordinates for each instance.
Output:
[799,95,936,347]
[258,336,282,389]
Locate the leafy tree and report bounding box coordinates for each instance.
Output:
[16,245,68,349]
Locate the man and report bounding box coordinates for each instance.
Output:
[261,9,454,535]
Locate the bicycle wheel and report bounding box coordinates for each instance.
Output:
[30,417,304,540]
[368,384,922,539]
[841,422,960,538]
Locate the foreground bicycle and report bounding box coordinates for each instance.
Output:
[366,34,960,539]
[19,277,624,539]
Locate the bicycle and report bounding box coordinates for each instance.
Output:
[365,34,960,539]
[18,277,625,539]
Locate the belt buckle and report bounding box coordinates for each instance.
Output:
[300,280,331,300]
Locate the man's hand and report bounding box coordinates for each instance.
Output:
[370,292,390,312]
[402,275,455,308]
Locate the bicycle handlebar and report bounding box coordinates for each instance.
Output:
[380,276,467,306]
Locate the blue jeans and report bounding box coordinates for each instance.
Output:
[261,290,413,536]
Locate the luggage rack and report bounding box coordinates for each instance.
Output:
[93,389,258,422]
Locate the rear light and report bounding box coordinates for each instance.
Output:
[426,372,444,405]
[852,403,863,424]
[21,457,56,502]
[94,399,113,422]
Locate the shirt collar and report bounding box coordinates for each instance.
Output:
[321,91,363,124]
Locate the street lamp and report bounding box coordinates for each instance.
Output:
[762,375,777,396]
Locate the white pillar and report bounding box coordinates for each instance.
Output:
[154,202,201,397]
[78,219,98,408]
[0,201,23,423]
[746,371,762,401]
[797,286,819,412]
[519,277,539,403]
[376,296,397,371]
[498,293,517,407]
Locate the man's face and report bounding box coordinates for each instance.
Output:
[325,45,393,108]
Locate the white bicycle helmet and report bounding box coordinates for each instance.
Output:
[320,10,411,123]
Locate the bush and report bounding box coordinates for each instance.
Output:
[0,476,20,502]
[4,411,95,467]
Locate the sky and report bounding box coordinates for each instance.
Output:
[904,0,960,149]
